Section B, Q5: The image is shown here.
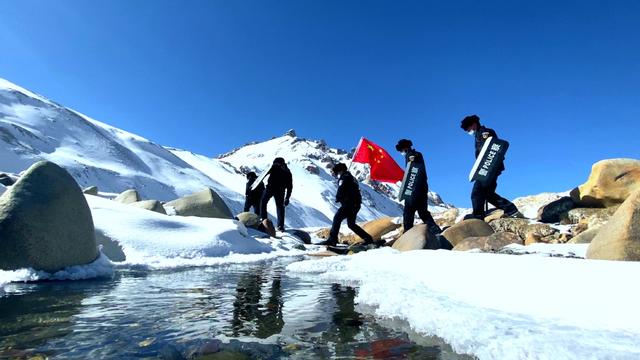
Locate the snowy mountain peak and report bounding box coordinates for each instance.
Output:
[0,77,447,227]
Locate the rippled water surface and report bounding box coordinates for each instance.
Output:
[0,257,472,359]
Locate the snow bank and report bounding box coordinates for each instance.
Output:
[1,253,113,295]
[87,195,310,269]
[288,248,640,359]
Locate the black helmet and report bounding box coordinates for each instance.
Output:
[331,163,348,175]
[273,157,285,165]
[246,172,257,180]
[395,139,413,152]
[461,115,480,131]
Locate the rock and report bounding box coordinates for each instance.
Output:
[0,161,98,271]
[568,227,601,244]
[572,222,589,236]
[536,197,575,223]
[490,218,530,239]
[130,200,167,214]
[0,173,16,186]
[261,219,276,237]
[442,219,494,246]
[586,190,640,261]
[435,208,459,228]
[285,229,312,244]
[305,165,320,175]
[236,212,261,228]
[571,158,640,208]
[285,129,296,137]
[114,189,141,204]
[392,224,442,251]
[484,209,505,223]
[544,233,572,244]
[525,233,542,245]
[525,223,558,238]
[166,188,233,219]
[340,217,401,245]
[95,229,126,262]
[561,207,618,228]
[83,186,99,195]
[454,232,522,252]
[315,228,331,240]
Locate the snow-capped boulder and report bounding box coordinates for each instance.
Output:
[114,189,141,204]
[571,158,640,208]
[587,190,640,261]
[537,197,575,223]
[83,186,99,195]
[236,212,261,228]
[166,188,233,219]
[442,219,494,246]
[130,200,167,215]
[0,161,98,271]
[454,232,522,252]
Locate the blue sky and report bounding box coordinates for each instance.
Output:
[1,1,638,207]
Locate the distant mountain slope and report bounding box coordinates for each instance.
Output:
[0,77,448,227]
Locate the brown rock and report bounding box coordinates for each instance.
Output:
[442,219,494,246]
[166,188,233,219]
[525,223,558,238]
[130,200,167,215]
[392,224,441,251]
[561,207,618,228]
[315,228,331,240]
[261,219,276,238]
[454,232,522,252]
[435,208,459,228]
[484,209,505,223]
[525,233,542,245]
[571,158,640,208]
[568,227,600,244]
[586,190,640,261]
[114,189,141,204]
[340,217,401,245]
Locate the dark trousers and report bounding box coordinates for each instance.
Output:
[403,194,441,234]
[244,196,261,214]
[261,188,286,229]
[328,204,373,245]
[471,179,517,218]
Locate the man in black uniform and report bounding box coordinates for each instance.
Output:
[395,139,442,235]
[318,163,378,247]
[260,157,293,232]
[460,115,522,220]
[244,172,264,214]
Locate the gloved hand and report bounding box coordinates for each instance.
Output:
[284,198,290,206]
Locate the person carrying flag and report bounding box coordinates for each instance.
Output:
[395,139,442,235]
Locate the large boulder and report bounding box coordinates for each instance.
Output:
[484,209,505,223]
[114,189,141,204]
[586,190,640,261]
[571,159,640,208]
[236,212,261,229]
[392,224,443,251]
[537,197,575,223]
[568,227,601,244]
[130,200,167,215]
[342,217,401,244]
[442,219,494,246]
[454,232,522,252]
[435,208,459,228]
[166,188,233,219]
[83,186,99,195]
[0,161,98,271]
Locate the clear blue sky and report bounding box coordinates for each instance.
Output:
[1,1,638,207]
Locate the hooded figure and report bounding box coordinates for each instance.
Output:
[460,115,522,219]
[244,172,264,214]
[260,157,293,231]
[395,139,442,235]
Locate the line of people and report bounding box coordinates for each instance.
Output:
[245,115,522,246]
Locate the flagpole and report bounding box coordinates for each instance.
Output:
[348,137,364,172]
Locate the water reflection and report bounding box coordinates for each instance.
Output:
[0,258,472,359]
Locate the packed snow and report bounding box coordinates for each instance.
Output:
[288,248,640,360]
[86,195,312,269]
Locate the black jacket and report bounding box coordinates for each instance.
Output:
[404,148,429,196]
[266,163,293,197]
[245,178,264,201]
[474,125,505,173]
[336,171,362,207]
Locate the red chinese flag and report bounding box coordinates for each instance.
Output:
[352,137,404,183]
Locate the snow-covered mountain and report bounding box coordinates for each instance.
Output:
[0,77,448,227]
